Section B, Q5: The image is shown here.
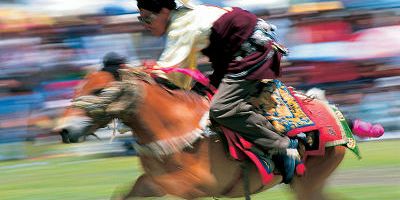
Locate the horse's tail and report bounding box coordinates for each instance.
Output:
[305,87,384,138]
[351,119,385,138]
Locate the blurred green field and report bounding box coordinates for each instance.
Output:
[0,140,399,200]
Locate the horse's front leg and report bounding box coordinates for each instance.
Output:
[113,174,166,200]
[291,146,346,200]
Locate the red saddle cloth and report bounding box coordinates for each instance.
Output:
[150,69,357,184]
[220,86,357,185]
[292,92,352,159]
[220,126,274,185]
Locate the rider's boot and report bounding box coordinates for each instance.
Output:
[274,139,301,184]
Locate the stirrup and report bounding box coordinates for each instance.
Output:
[275,139,304,184]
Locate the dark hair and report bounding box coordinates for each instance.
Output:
[137,0,177,13]
[102,52,127,80]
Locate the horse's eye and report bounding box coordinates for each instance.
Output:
[92,89,104,95]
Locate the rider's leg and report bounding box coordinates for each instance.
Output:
[209,77,299,183]
[209,78,289,150]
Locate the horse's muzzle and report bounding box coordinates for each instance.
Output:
[56,116,94,143]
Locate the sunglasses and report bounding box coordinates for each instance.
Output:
[137,13,157,24]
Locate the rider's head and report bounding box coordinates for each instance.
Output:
[102,52,127,80]
[136,0,176,36]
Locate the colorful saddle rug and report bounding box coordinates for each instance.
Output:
[144,68,361,184]
[248,79,360,158]
[249,79,318,135]
[222,79,361,185]
[292,93,361,159]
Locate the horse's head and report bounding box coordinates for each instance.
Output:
[55,70,117,143]
[56,69,154,143]
[57,67,210,155]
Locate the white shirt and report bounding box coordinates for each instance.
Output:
[156,5,230,89]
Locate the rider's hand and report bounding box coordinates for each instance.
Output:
[286,148,300,160]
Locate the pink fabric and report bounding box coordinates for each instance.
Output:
[147,67,217,93]
[352,119,384,138]
[158,68,210,86]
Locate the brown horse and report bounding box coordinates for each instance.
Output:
[56,69,352,200]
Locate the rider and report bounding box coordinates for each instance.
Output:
[135,0,384,183]
[136,0,300,183]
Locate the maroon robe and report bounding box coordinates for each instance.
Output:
[202,7,283,87]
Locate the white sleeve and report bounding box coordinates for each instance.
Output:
[156,6,227,68]
[156,27,198,68]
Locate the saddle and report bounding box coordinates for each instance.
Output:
[151,75,303,183]
[217,79,362,185]
[144,68,361,185]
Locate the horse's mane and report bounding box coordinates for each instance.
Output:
[120,68,207,106]
[119,68,154,84]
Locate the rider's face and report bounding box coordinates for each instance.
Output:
[139,8,170,37]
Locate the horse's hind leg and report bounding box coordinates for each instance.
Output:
[291,146,346,200]
[113,174,166,200]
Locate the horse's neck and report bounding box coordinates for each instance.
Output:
[75,71,115,96]
[129,82,209,148]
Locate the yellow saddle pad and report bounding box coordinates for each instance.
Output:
[248,79,316,135]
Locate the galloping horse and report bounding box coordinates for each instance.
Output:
[56,68,371,200]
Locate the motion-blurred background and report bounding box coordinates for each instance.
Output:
[0,0,399,200]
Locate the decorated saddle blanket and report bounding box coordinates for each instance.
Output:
[247,79,360,158]
[292,93,360,159]
[249,79,318,135]
[222,79,360,185]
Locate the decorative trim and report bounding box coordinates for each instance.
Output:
[133,128,205,159]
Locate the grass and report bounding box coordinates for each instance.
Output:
[0,156,142,200]
[0,140,399,200]
[339,140,400,169]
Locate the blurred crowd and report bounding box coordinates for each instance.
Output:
[1,0,400,160]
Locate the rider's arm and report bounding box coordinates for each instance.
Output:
[152,25,200,89]
[156,27,197,69]
[153,6,228,89]
[156,5,227,69]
